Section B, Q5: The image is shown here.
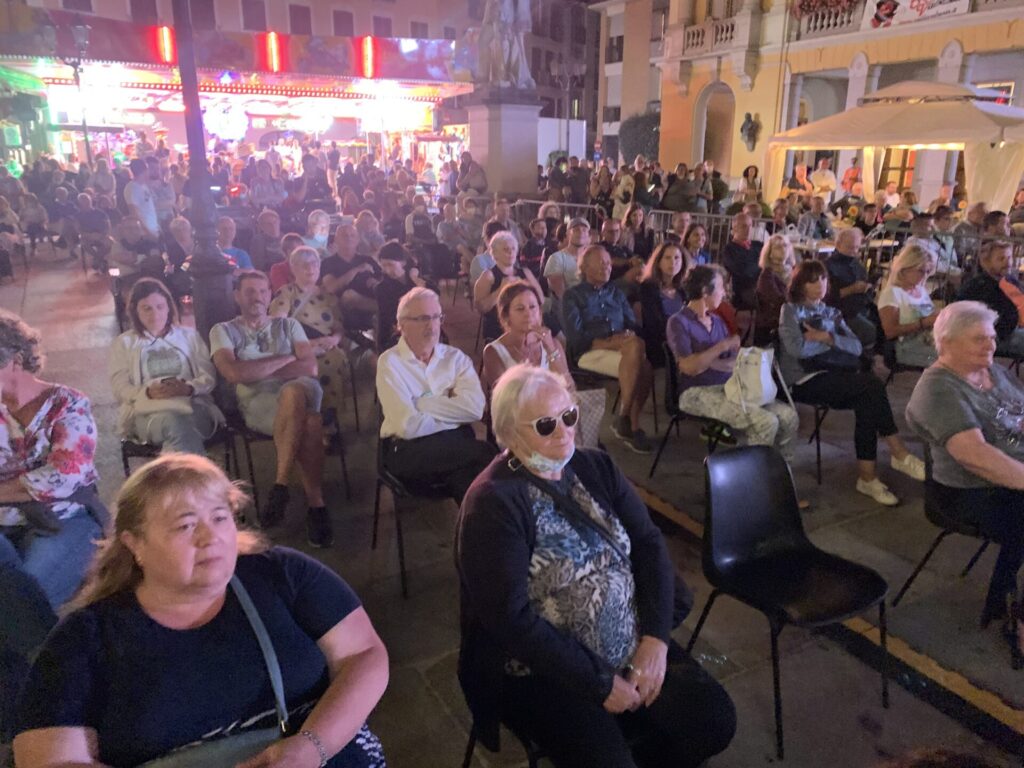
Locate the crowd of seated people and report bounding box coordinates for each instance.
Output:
[7,140,1024,768]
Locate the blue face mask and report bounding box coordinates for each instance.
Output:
[522,445,574,474]
[311,234,328,247]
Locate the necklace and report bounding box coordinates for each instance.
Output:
[938,361,990,390]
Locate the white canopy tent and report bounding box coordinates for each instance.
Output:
[764,81,1024,210]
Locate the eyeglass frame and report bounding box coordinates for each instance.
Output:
[518,405,580,437]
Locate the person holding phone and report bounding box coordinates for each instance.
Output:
[109,278,224,457]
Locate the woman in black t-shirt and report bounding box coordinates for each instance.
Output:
[14,454,389,767]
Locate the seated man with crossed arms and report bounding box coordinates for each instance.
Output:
[563,244,654,454]
[210,270,332,547]
[376,286,496,503]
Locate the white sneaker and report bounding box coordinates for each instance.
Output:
[891,453,926,481]
[856,478,899,506]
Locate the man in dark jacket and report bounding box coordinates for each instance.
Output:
[720,212,762,310]
[824,227,879,352]
[957,240,1024,356]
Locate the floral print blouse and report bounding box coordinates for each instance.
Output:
[0,385,99,526]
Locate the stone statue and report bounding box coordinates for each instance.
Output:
[477,0,536,89]
[739,112,760,152]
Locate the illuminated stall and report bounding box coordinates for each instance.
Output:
[0,7,473,165]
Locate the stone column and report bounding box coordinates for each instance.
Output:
[466,88,543,197]
[836,53,870,187]
[783,73,804,180]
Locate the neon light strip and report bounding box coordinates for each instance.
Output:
[362,36,374,79]
[266,32,281,73]
[158,26,175,64]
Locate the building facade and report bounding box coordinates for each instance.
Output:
[593,0,1024,201]
[28,0,601,155]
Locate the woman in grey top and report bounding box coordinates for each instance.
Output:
[906,301,1024,666]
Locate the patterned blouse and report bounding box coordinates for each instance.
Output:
[0,385,99,527]
[507,474,640,675]
[269,283,343,337]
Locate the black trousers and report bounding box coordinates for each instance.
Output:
[501,649,736,768]
[792,371,897,461]
[384,425,497,504]
[932,482,1024,610]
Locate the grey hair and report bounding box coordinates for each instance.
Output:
[836,227,862,252]
[0,310,44,373]
[306,209,330,229]
[933,301,997,355]
[288,245,320,270]
[491,363,573,449]
[168,216,191,236]
[396,286,440,322]
[488,230,519,255]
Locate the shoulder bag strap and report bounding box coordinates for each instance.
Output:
[515,466,629,566]
[230,575,289,736]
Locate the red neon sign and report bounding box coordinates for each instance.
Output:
[156,25,176,64]
[266,31,281,72]
[361,36,376,79]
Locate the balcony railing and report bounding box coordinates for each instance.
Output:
[680,17,736,55]
[795,1,862,39]
[790,0,1023,40]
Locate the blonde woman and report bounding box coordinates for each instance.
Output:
[878,242,939,367]
[754,233,798,344]
[12,454,388,767]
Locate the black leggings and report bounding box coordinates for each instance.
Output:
[931,482,1024,610]
[792,371,897,461]
[501,649,736,768]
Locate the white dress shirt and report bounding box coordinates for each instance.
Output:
[377,336,486,440]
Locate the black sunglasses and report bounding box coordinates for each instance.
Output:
[522,406,579,437]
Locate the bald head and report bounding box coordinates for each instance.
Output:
[836,227,863,255]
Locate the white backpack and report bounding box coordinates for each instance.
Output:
[724,347,778,411]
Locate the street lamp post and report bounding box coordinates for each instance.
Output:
[549,59,586,161]
[60,19,92,165]
[171,0,233,340]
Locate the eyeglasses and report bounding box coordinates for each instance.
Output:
[521,406,579,437]
[402,313,445,324]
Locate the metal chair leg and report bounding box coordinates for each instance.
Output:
[891,530,950,606]
[348,357,361,434]
[242,434,258,512]
[685,590,718,653]
[395,498,409,599]
[648,416,678,479]
[960,540,990,577]
[879,601,890,709]
[339,447,352,501]
[461,730,476,768]
[770,620,785,760]
[121,447,131,478]
[371,480,383,549]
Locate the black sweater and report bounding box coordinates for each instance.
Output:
[455,448,675,750]
[957,271,1020,341]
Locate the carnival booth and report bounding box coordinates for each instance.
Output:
[765,81,1024,209]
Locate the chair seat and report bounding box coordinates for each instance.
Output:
[718,550,887,627]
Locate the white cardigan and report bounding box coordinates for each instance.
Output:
[109,325,223,437]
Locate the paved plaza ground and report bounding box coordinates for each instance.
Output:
[2,252,1021,767]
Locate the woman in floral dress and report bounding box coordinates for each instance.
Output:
[269,246,349,419]
[0,310,106,740]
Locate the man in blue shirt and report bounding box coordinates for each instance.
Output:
[563,245,653,453]
[216,216,253,270]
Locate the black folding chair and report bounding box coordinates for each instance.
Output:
[648,341,730,479]
[688,446,889,759]
[891,444,991,607]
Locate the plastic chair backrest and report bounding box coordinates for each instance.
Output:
[661,340,681,417]
[703,446,812,583]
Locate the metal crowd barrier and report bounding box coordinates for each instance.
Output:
[512,199,603,235]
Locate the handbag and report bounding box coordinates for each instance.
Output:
[515,465,693,627]
[138,576,289,767]
[724,347,777,411]
[573,388,606,451]
[133,393,194,416]
[799,347,860,372]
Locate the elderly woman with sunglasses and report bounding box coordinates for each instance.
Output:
[456,364,736,768]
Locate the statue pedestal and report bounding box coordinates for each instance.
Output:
[466,88,542,198]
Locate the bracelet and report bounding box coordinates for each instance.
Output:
[300,729,328,768]
[547,348,562,362]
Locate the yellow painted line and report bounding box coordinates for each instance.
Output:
[632,480,1024,736]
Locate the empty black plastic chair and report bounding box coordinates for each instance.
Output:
[688,446,890,759]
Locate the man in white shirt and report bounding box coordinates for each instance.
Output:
[376,287,496,502]
[124,159,160,239]
[809,158,837,203]
[210,270,331,546]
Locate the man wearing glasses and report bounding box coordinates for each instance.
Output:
[376,287,497,502]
